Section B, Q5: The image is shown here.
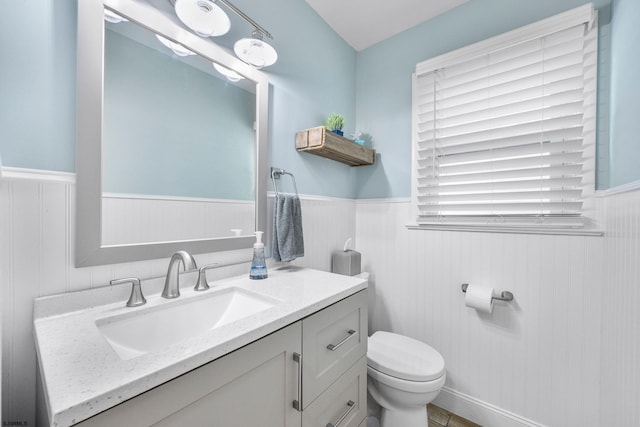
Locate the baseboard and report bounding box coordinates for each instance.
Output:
[434,387,546,427]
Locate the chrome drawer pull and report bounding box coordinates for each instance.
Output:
[326,400,355,427]
[327,329,357,351]
[293,352,302,411]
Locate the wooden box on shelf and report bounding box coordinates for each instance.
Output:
[295,126,375,166]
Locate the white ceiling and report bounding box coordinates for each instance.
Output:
[305,0,470,51]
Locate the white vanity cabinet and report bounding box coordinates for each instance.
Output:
[301,289,368,427]
[76,321,302,427]
[74,290,368,427]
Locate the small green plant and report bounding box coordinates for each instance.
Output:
[325,113,345,131]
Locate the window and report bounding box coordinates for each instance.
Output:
[410,5,598,233]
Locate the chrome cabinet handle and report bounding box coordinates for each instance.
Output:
[293,352,302,411]
[326,400,355,427]
[327,329,357,351]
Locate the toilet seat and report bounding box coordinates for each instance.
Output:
[368,331,445,382]
[367,364,446,394]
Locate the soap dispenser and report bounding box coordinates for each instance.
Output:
[249,231,268,280]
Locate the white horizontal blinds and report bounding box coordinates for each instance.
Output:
[414,22,596,224]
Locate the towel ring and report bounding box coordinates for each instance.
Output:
[271,167,299,197]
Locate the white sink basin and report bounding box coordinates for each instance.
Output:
[96,287,278,360]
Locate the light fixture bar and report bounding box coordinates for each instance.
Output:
[168,0,272,39]
[216,0,273,39]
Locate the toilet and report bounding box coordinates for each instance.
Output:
[367,331,446,427]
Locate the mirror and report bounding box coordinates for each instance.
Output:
[102,17,256,246]
[76,0,269,266]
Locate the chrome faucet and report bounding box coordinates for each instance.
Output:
[162,251,197,299]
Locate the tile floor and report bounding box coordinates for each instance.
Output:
[428,404,481,427]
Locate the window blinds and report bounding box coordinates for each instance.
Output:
[412,14,597,227]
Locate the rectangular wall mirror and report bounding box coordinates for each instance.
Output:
[76,0,269,267]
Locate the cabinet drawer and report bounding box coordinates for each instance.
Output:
[302,289,367,408]
[302,356,367,427]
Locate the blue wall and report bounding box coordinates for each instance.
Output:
[0,0,358,198]
[222,0,359,197]
[354,0,612,199]
[3,0,639,198]
[251,0,358,198]
[609,0,640,187]
[0,1,77,172]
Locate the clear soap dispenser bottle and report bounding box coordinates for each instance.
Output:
[249,231,268,280]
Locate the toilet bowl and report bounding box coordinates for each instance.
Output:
[367,331,446,427]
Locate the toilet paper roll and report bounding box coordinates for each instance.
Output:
[464,284,494,313]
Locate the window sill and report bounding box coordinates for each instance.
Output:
[405,223,604,236]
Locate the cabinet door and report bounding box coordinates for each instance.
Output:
[302,290,367,408]
[302,357,367,427]
[77,322,302,427]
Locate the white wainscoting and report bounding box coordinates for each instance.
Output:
[102,194,255,245]
[2,167,640,426]
[267,193,357,272]
[356,190,640,427]
[599,187,640,427]
[0,172,355,426]
[356,199,607,427]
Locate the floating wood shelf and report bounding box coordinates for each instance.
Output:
[295,126,375,166]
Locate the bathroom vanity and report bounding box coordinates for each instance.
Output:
[34,267,368,426]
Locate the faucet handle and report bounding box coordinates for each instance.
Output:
[195,264,219,291]
[111,277,146,307]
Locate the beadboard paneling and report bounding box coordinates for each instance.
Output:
[266,194,357,272]
[599,188,640,426]
[0,174,354,426]
[356,200,606,427]
[3,169,640,427]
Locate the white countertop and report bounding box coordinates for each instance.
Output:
[33,266,368,426]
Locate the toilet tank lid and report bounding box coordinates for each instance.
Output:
[368,331,445,382]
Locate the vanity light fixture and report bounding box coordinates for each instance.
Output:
[171,0,278,68]
[212,63,244,82]
[155,35,196,57]
[234,30,278,69]
[174,0,231,37]
[106,0,278,68]
[216,0,277,68]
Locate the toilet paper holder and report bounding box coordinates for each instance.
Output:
[461,283,514,302]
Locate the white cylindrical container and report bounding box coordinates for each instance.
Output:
[464,284,494,313]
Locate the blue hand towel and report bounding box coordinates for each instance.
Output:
[272,193,304,262]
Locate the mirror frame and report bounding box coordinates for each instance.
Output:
[76,0,269,267]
